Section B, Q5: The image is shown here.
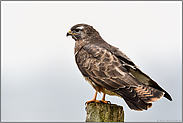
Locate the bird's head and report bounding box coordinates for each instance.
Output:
[66,23,100,41]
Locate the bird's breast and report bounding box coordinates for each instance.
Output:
[83,76,121,97]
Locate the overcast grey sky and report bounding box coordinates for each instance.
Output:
[1,1,182,122]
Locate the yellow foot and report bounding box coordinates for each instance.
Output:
[85,99,100,110]
[85,99,111,106]
[85,99,100,105]
[85,99,111,111]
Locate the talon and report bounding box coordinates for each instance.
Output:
[107,101,111,104]
[85,99,100,111]
[86,99,101,105]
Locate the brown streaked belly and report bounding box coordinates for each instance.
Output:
[83,76,122,98]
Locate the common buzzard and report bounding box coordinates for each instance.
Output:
[66,23,172,111]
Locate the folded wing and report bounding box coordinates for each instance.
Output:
[75,43,167,111]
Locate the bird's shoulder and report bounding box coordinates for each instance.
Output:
[82,41,136,68]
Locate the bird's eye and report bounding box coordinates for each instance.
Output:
[75,29,80,32]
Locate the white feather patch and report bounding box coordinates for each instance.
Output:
[76,26,84,30]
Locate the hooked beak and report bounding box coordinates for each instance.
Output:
[66,30,72,37]
[66,30,77,37]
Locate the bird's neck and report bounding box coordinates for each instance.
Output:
[74,40,89,55]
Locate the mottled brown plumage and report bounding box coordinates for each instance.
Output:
[66,23,172,111]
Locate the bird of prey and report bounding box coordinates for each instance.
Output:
[66,23,172,111]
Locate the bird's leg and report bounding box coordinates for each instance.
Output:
[100,93,111,104]
[86,91,100,104]
[85,92,111,110]
[85,91,101,110]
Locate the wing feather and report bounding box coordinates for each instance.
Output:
[108,44,172,101]
[75,43,169,111]
[82,44,142,87]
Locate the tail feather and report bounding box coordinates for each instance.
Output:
[123,96,152,111]
[134,85,165,103]
[114,86,152,111]
[126,66,173,101]
[114,85,165,111]
[148,80,172,101]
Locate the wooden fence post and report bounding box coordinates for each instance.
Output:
[85,102,124,122]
